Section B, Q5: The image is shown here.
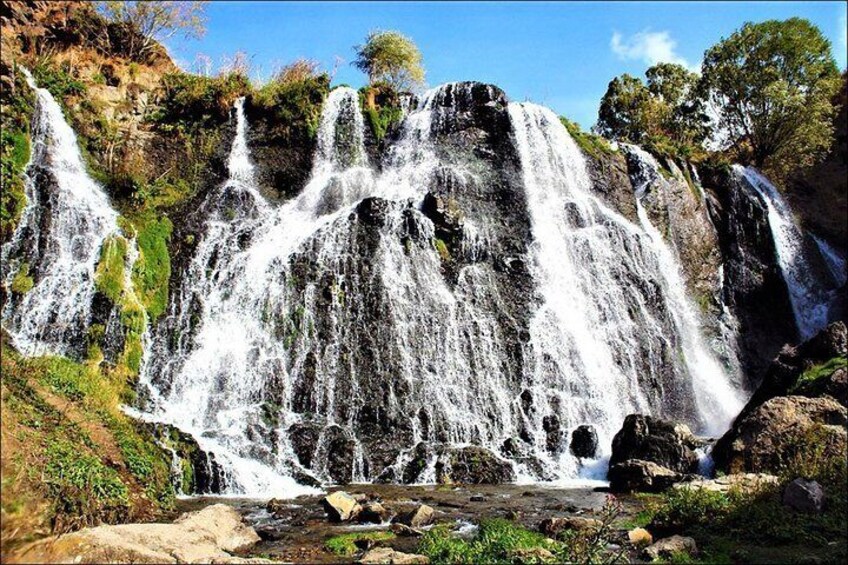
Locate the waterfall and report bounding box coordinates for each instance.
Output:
[1,69,119,357]
[735,165,842,339]
[508,104,742,447]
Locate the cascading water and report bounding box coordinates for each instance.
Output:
[1,69,119,357]
[508,105,742,457]
[138,84,752,494]
[735,165,843,339]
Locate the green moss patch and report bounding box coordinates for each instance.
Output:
[132,215,173,320]
[10,262,34,294]
[791,356,847,393]
[324,531,396,556]
[560,117,614,160]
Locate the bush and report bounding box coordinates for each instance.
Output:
[360,82,403,141]
[155,71,251,131]
[250,72,329,140]
[32,61,87,101]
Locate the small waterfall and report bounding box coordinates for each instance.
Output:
[508,104,742,446]
[735,165,842,339]
[1,69,119,357]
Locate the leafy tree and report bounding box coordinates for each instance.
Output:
[597,64,708,152]
[354,30,425,91]
[97,1,207,60]
[700,18,841,179]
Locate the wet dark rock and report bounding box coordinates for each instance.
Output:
[608,459,682,493]
[570,425,599,459]
[355,197,394,227]
[402,442,433,484]
[255,524,285,541]
[390,523,423,537]
[323,425,357,484]
[609,414,701,474]
[146,423,226,494]
[288,422,322,468]
[435,446,516,484]
[542,415,565,454]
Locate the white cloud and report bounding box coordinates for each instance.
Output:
[610,30,692,69]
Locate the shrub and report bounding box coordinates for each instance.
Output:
[251,72,330,140]
[155,71,251,131]
[32,61,87,101]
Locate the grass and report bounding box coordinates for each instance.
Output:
[434,238,451,262]
[560,117,615,160]
[131,215,173,320]
[418,519,555,564]
[0,70,34,239]
[324,531,396,556]
[790,356,847,393]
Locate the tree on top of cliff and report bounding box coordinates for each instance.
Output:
[700,18,841,182]
[97,1,208,60]
[353,30,425,91]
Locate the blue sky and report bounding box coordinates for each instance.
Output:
[166,1,848,129]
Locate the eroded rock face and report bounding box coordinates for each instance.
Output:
[712,395,847,474]
[609,414,701,474]
[435,446,517,484]
[570,425,599,459]
[9,504,262,564]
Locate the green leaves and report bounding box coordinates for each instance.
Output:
[354,31,426,91]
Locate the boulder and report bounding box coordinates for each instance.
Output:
[782,478,825,514]
[628,528,653,546]
[538,517,602,538]
[674,473,778,494]
[610,414,701,474]
[642,535,698,560]
[507,547,555,562]
[390,523,424,537]
[392,504,435,528]
[10,504,263,564]
[359,547,430,564]
[570,425,599,458]
[321,491,362,522]
[712,395,847,474]
[608,459,682,493]
[358,501,391,524]
[435,446,516,484]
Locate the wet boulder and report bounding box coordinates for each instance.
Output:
[643,536,698,561]
[392,504,435,528]
[609,414,701,474]
[358,501,391,524]
[608,459,682,493]
[570,425,599,458]
[542,415,565,454]
[321,491,362,522]
[435,446,516,484]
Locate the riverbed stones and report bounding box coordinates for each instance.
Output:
[358,501,391,524]
[674,473,778,494]
[359,547,430,564]
[392,504,435,528]
[570,425,599,458]
[9,504,263,564]
[642,535,698,560]
[390,523,424,537]
[608,459,682,492]
[783,478,825,513]
[628,527,653,546]
[322,491,362,522]
[610,414,701,474]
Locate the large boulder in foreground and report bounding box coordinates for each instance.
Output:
[609,414,701,474]
[608,459,683,493]
[9,504,265,564]
[712,395,847,474]
[322,491,362,522]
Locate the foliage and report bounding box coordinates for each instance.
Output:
[10,262,34,294]
[360,83,404,141]
[97,1,207,60]
[324,531,396,556]
[597,64,707,160]
[131,215,173,320]
[354,30,425,90]
[32,61,87,100]
[155,71,251,131]
[95,236,130,303]
[251,71,330,140]
[790,355,847,393]
[1,70,35,239]
[434,238,451,262]
[561,117,614,160]
[273,58,322,85]
[700,18,841,183]
[419,499,624,564]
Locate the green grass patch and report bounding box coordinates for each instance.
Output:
[10,262,34,294]
[324,531,396,556]
[560,117,615,160]
[791,356,847,393]
[32,62,87,101]
[418,519,555,564]
[95,236,129,303]
[0,70,34,238]
[132,215,173,320]
[434,238,451,262]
